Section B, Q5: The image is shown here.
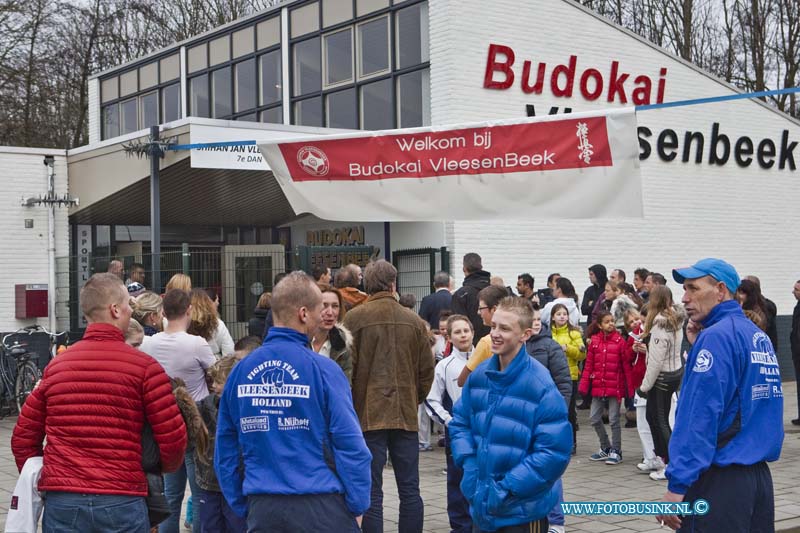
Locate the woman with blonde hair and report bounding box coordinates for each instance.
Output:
[187,289,235,357]
[310,287,353,383]
[132,291,164,337]
[166,273,192,292]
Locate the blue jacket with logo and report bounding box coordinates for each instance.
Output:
[666,300,783,495]
[449,345,572,531]
[214,327,372,517]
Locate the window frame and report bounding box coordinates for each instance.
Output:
[355,15,391,81]
[322,27,354,90]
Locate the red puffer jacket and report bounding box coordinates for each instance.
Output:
[626,336,647,393]
[11,323,187,496]
[578,331,632,400]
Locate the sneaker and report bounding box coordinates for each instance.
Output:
[548,526,566,533]
[589,448,610,461]
[605,449,622,465]
[650,469,667,480]
[637,457,665,472]
[418,443,433,452]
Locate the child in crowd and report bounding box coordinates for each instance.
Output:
[623,309,662,474]
[419,324,439,451]
[233,335,261,360]
[550,304,585,455]
[196,356,247,533]
[434,310,453,361]
[126,318,144,349]
[579,311,632,465]
[604,281,638,331]
[425,314,474,533]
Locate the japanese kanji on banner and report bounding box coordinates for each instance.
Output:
[258,108,642,221]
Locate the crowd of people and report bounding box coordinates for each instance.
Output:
[6,252,795,533]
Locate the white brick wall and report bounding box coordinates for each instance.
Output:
[430,0,800,314]
[0,148,69,331]
[88,78,100,144]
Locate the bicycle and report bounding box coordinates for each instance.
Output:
[0,325,67,417]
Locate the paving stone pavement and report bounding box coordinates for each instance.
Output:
[0,382,797,532]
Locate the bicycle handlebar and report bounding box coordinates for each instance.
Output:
[2,325,67,349]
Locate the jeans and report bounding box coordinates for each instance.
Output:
[634,396,656,462]
[247,493,359,532]
[446,441,471,533]
[43,492,149,533]
[160,448,199,533]
[363,429,424,533]
[546,478,564,526]
[645,377,680,462]
[590,396,621,452]
[195,487,246,533]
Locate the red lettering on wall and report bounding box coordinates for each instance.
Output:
[580,69,604,100]
[551,55,577,97]
[521,61,546,94]
[484,44,516,89]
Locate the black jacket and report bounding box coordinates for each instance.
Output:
[526,325,572,406]
[581,264,608,318]
[791,301,800,361]
[418,289,453,329]
[763,297,778,351]
[248,307,269,338]
[451,270,491,345]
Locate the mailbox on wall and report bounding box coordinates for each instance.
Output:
[15,284,48,318]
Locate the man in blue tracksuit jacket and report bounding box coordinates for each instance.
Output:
[659,258,783,531]
[214,272,372,532]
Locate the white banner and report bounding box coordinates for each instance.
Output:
[258,108,642,221]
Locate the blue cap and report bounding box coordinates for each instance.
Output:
[672,258,740,293]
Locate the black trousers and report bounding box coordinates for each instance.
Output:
[473,518,548,533]
[679,462,774,533]
[246,493,359,533]
[645,377,679,462]
[568,380,578,444]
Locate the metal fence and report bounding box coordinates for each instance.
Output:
[392,247,450,313]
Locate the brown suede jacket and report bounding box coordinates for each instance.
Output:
[340,287,368,310]
[343,292,435,432]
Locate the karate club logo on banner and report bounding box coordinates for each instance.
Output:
[297,146,330,177]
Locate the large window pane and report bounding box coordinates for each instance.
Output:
[358,17,389,78]
[294,97,323,127]
[102,104,119,139]
[213,67,232,118]
[291,2,320,38]
[323,0,352,27]
[293,37,321,96]
[140,92,159,128]
[327,88,356,129]
[190,75,209,118]
[162,83,181,122]
[396,3,429,69]
[235,59,256,112]
[261,106,283,124]
[120,98,138,134]
[260,51,281,105]
[360,78,392,130]
[324,29,353,87]
[397,69,429,128]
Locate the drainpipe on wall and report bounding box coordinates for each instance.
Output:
[44,156,57,333]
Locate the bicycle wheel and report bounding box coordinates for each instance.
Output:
[15,360,40,413]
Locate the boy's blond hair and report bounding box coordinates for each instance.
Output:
[495,296,534,330]
[208,356,238,386]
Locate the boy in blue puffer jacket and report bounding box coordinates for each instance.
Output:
[450,297,572,533]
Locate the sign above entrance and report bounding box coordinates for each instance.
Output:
[259,108,643,221]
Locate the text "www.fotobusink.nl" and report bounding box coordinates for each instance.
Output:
[560,500,709,516]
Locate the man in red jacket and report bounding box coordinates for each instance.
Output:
[12,273,187,532]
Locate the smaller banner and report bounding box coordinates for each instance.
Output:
[259,108,642,221]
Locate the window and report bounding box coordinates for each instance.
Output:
[357,17,389,79]
[396,69,429,128]
[323,0,353,27]
[257,17,280,49]
[294,97,323,127]
[212,67,232,118]
[324,29,353,87]
[120,70,138,98]
[101,77,118,103]
[327,88,357,129]
[236,113,258,122]
[233,26,255,58]
[210,36,231,67]
[120,98,138,134]
[190,74,210,118]
[162,83,181,122]
[235,59,256,112]
[188,44,208,73]
[293,37,321,96]
[160,54,180,82]
[139,62,158,90]
[360,78,392,130]
[291,2,320,38]
[357,0,389,16]
[102,104,120,138]
[261,106,283,124]
[396,2,429,69]
[140,92,159,129]
[260,51,281,105]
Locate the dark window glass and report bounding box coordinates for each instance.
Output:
[213,67,232,118]
[260,106,283,124]
[120,98,138,134]
[162,83,181,123]
[235,59,257,112]
[294,97,323,127]
[325,29,353,86]
[396,3,428,69]
[360,78,392,130]
[397,69,429,128]
[326,88,357,129]
[358,17,389,78]
[140,92,159,128]
[293,37,321,96]
[102,104,119,139]
[236,113,258,122]
[190,75,210,118]
[259,51,282,105]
